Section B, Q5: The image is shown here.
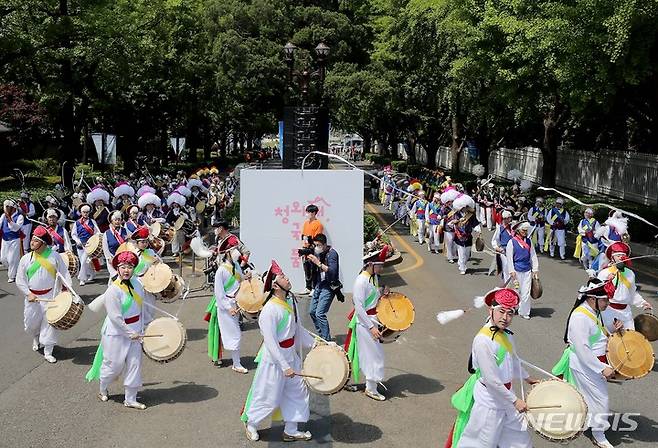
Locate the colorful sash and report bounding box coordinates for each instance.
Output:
[205,265,241,362]
[345,273,379,383]
[48,226,65,246]
[79,219,95,236]
[608,266,631,290]
[447,327,511,447]
[26,247,56,280]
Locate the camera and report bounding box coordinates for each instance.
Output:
[330,280,345,303]
[297,247,314,256]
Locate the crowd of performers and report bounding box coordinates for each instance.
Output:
[1,158,656,446]
[376,165,654,448]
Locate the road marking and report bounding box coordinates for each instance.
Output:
[365,203,424,275]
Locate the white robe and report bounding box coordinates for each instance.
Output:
[20,202,36,252]
[242,296,315,426]
[70,218,102,282]
[99,279,155,390]
[458,328,531,448]
[506,239,539,318]
[352,272,384,382]
[15,249,70,348]
[1,213,25,280]
[567,303,614,431]
[597,267,647,330]
[213,262,242,351]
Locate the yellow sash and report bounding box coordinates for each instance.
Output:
[608,266,631,289]
[574,306,609,337]
[113,278,143,306]
[270,297,293,314]
[478,326,514,354]
[32,251,57,279]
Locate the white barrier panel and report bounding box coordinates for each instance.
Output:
[240,169,364,293]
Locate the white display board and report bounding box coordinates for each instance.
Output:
[240,169,364,293]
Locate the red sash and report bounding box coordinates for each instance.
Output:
[513,235,530,250]
[48,226,65,246]
[79,219,95,236]
[113,228,125,244]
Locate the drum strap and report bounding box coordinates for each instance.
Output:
[27,248,56,280]
[48,226,65,246]
[608,266,631,290]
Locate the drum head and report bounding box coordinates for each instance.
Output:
[303,345,350,395]
[236,278,265,313]
[174,216,186,230]
[85,234,101,255]
[607,330,655,379]
[116,241,138,255]
[376,292,415,331]
[526,379,588,441]
[150,222,162,237]
[46,292,73,324]
[195,201,206,214]
[634,313,658,342]
[208,195,217,206]
[160,275,184,302]
[142,263,173,293]
[142,317,186,362]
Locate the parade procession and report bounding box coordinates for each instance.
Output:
[0,155,655,448]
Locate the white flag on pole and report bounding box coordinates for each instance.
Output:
[91,133,117,164]
[170,137,186,156]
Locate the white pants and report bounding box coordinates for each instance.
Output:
[427,224,441,251]
[550,229,566,257]
[458,401,531,448]
[484,207,493,229]
[216,307,241,351]
[497,253,510,282]
[24,299,58,348]
[444,232,456,261]
[534,225,545,252]
[457,245,471,273]
[572,367,609,432]
[99,335,143,391]
[22,224,32,252]
[78,249,96,282]
[417,219,426,244]
[1,238,21,280]
[356,323,385,382]
[244,356,309,427]
[580,242,596,269]
[515,270,533,318]
[172,231,185,254]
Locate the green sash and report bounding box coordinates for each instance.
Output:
[206,268,241,362]
[449,328,511,446]
[26,247,56,280]
[551,306,606,386]
[85,279,138,382]
[347,274,379,383]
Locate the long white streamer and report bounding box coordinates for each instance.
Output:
[537,187,658,237]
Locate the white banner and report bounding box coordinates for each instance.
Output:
[240,169,364,293]
[91,133,117,164]
[170,137,186,156]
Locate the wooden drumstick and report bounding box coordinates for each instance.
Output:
[528,405,563,410]
[140,334,164,338]
[34,298,54,303]
[295,372,323,380]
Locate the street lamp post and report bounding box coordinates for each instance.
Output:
[281,42,331,169]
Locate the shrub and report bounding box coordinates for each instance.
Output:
[365,153,391,166]
[391,160,407,173]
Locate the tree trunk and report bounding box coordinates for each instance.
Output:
[425,141,438,169]
[59,0,78,162]
[542,113,559,187]
[450,113,461,173]
[405,134,417,165]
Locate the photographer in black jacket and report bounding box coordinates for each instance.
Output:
[306,233,342,341]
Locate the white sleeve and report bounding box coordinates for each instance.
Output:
[297,320,316,349]
[491,227,501,250]
[57,210,65,227]
[15,256,30,296]
[577,220,586,235]
[104,288,135,337]
[530,244,539,272]
[102,233,112,261]
[545,211,554,225]
[7,215,23,231]
[564,211,570,224]
[54,251,72,290]
[474,339,518,403]
[28,203,35,218]
[70,224,82,247]
[526,210,533,222]
[260,309,291,371]
[352,279,374,329]
[568,315,607,374]
[506,240,515,274]
[213,268,232,311]
[64,229,72,252]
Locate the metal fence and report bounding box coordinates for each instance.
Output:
[411,145,658,206]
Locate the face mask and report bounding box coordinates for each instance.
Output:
[305,213,311,219]
[314,246,323,255]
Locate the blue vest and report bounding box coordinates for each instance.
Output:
[2,212,21,240]
[500,226,513,247]
[530,206,545,222]
[608,227,621,242]
[580,218,598,243]
[427,202,441,225]
[105,227,127,256]
[50,226,67,253]
[512,237,532,272]
[125,220,138,233]
[415,200,428,219]
[75,219,96,244]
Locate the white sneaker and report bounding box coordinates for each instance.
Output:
[520,315,531,320]
[7,278,14,283]
[282,430,312,441]
[459,270,466,275]
[232,365,248,374]
[123,401,147,410]
[44,354,57,363]
[32,338,40,352]
[245,424,259,441]
[365,390,386,401]
[79,280,86,286]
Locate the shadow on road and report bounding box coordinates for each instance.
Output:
[185,328,207,341]
[530,307,555,319]
[58,344,98,365]
[140,381,219,406]
[384,372,444,398]
[329,412,383,443]
[607,413,658,444]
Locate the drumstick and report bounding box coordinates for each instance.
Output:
[34,298,55,303]
[528,405,563,410]
[295,372,323,380]
[385,295,398,317]
[140,334,164,338]
[518,358,562,381]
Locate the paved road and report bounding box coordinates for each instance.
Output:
[1,199,657,448]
